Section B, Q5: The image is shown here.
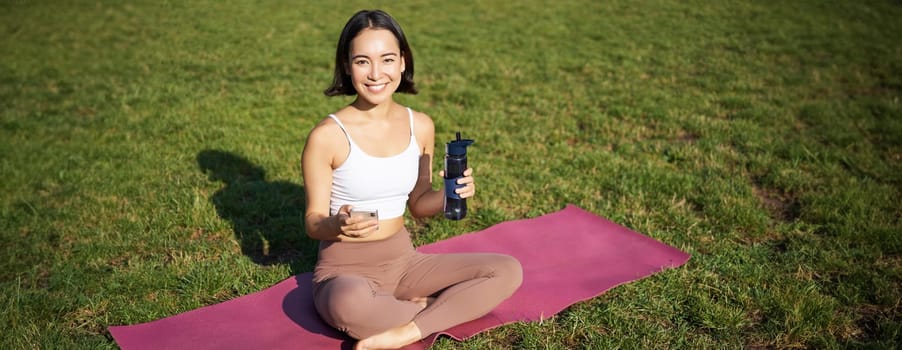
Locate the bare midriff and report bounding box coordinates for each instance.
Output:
[339,216,406,242]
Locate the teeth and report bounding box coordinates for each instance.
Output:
[367,83,386,92]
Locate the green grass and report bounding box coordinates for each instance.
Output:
[2,0,900,348]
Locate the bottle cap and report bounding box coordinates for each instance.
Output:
[446,131,474,156]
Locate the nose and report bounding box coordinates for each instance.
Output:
[367,61,380,81]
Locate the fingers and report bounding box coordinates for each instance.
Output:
[440,168,476,198]
[338,204,353,219]
[342,220,378,238]
[455,167,476,199]
[337,205,378,238]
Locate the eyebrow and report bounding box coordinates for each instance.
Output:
[351,52,399,60]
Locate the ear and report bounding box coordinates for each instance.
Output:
[400,53,406,73]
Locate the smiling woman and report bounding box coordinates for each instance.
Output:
[323,10,416,97]
[347,29,406,107]
[300,9,522,350]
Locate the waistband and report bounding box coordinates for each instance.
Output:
[316,227,415,268]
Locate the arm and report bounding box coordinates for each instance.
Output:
[407,112,476,218]
[302,120,377,241]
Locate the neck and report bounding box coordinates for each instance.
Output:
[351,98,396,119]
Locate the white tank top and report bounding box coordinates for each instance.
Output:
[328,107,420,219]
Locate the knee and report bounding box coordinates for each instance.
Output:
[327,283,372,312]
[494,255,523,292]
[317,281,374,337]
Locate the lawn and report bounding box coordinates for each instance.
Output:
[1,0,900,348]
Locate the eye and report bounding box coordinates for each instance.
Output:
[354,59,369,65]
[383,58,395,64]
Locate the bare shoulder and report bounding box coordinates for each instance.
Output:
[410,109,435,137]
[308,116,341,139]
[305,117,345,151]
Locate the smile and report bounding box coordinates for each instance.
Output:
[365,83,388,93]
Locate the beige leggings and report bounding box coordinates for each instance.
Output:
[312,228,523,339]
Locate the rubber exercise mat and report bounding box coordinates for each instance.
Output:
[109,204,690,349]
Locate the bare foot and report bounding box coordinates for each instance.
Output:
[354,322,422,350]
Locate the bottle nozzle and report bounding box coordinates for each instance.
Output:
[446,131,474,156]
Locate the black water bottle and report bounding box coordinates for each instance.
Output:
[444,132,475,220]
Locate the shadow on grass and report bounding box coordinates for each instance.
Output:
[197,149,317,274]
[282,274,356,349]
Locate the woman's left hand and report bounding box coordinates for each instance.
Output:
[451,167,476,199]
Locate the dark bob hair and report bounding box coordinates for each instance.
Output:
[324,10,417,96]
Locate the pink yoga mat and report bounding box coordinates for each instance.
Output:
[109,204,690,349]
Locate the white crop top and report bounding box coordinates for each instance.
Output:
[328,107,420,219]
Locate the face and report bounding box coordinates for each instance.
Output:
[347,28,405,106]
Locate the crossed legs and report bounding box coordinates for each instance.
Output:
[314,253,523,349]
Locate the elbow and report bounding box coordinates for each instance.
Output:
[409,209,428,220]
[408,203,438,219]
[406,200,428,219]
[407,191,439,219]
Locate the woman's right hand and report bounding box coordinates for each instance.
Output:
[336,205,379,239]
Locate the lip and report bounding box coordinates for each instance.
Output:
[365,83,388,93]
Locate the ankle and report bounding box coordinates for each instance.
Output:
[356,322,422,350]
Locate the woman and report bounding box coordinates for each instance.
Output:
[301,9,523,350]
